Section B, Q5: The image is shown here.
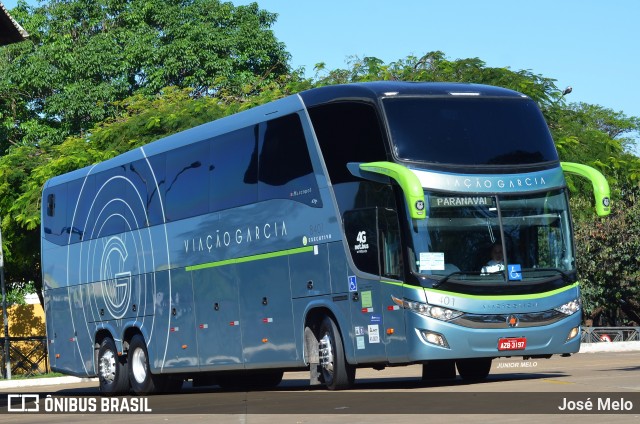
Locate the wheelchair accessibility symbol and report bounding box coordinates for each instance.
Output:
[508,264,522,281]
[348,275,357,292]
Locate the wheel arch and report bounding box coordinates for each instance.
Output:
[303,304,354,365]
[94,326,118,375]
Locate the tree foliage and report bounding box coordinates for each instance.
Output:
[0,0,290,153]
[0,0,290,300]
[574,194,640,324]
[313,52,559,107]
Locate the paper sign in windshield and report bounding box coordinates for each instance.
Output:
[419,252,445,271]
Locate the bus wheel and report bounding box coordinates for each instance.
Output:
[421,359,456,381]
[318,316,355,390]
[97,337,130,394]
[456,358,492,381]
[128,334,163,394]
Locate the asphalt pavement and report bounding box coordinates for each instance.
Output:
[1,341,639,390]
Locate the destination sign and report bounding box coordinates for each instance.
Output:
[430,196,495,208]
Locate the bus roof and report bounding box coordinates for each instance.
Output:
[43,82,528,188]
[298,81,527,108]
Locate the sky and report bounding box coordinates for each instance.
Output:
[232,0,640,121]
[3,0,640,122]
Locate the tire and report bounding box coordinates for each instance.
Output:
[456,358,492,381]
[317,316,355,390]
[128,334,166,394]
[421,359,456,381]
[97,337,130,394]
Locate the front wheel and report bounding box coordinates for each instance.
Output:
[97,337,130,394]
[318,316,355,390]
[456,358,492,381]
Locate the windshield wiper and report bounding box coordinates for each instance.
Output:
[521,267,575,283]
[433,271,478,288]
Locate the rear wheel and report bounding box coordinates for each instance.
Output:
[97,337,130,394]
[128,334,173,394]
[317,316,355,390]
[456,358,492,381]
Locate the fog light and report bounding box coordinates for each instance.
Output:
[566,326,580,342]
[418,329,450,348]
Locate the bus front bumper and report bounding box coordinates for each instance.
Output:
[405,311,582,361]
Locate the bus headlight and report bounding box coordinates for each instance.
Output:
[392,296,463,321]
[554,298,582,316]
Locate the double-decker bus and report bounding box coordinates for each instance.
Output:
[40,82,610,394]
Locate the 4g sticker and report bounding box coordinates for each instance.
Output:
[354,230,369,253]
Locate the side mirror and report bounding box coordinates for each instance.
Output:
[561,162,611,216]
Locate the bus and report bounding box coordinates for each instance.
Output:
[40,82,610,394]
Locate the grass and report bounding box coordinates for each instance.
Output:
[5,372,64,380]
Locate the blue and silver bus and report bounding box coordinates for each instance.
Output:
[41,82,610,394]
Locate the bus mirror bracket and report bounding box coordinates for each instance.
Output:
[353,161,426,220]
[560,162,611,217]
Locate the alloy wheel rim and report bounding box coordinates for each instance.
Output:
[132,348,148,384]
[99,349,116,383]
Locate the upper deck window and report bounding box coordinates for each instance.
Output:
[383,97,558,166]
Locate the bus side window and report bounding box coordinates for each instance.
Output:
[209,125,258,212]
[343,208,380,275]
[307,101,387,185]
[43,186,67,246]
[343,207,403,278]
[164,141,210,221]
[66,175,94,243]
[47,193,55,216]
[258,113,320,207]
[379,208,403,279]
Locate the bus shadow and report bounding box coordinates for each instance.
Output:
[180,370,570,393]
[42,369,571,397]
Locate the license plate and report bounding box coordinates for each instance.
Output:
[498,337,527,351]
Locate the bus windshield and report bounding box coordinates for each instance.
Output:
[408,189,574,284]
[383,96,559,166]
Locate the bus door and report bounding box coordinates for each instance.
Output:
[343,208,407,363]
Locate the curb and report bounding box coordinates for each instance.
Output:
[578,340,640,354]
[0,376,97,390]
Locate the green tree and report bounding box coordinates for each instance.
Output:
[574,194,640,325]
[313,51,559,107]
[0,0,290,154]
[0,0,292,302]
[0,87,232,300]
